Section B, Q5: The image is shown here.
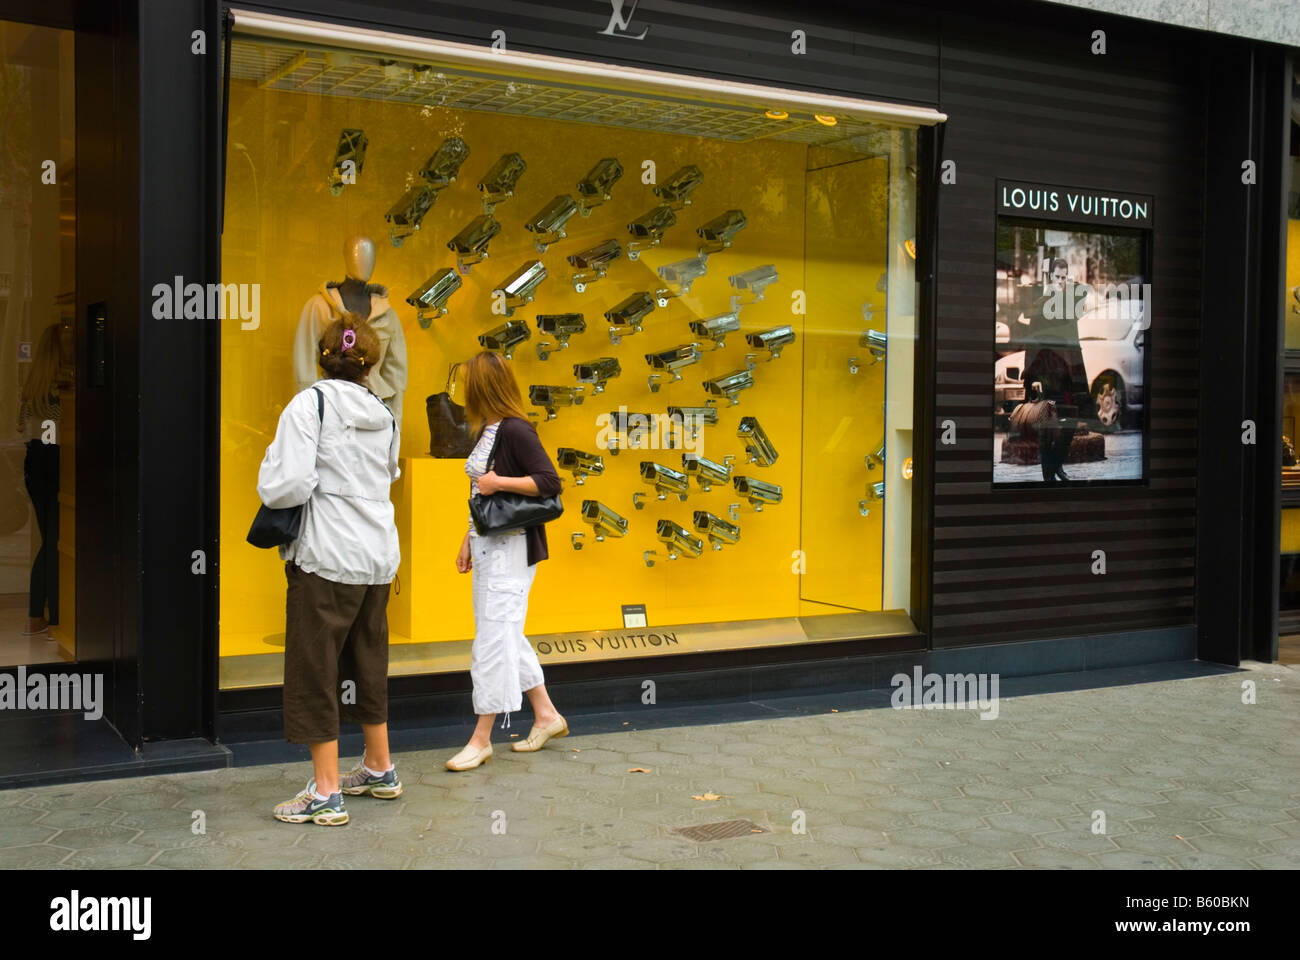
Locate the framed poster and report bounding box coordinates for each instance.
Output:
[993,181,1153,486]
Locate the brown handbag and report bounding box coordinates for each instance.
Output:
[426,362,474,458]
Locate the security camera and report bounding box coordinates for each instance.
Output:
[605,291,656,345]
[419,136,471,189]
[696,209,746,256]
[327,128,368,196]
[576,157,624,217]
[406,268,462,327]
[384,184,436,247]
[745,325,796,360]
[557,447,604,485]
[645,343,702,392]
[572,357,622,393]
[640,461,689,502]
[733,474,783,511]
[656,255,709,302]
[737,417,778,466]
[477,152,527,213]
[729,264,779,302]
[525,195,579,253]
[702,368,754,406]
[682,453,733,492]
[667,404,718,444]
[626,204,677,259]
[607,410,656,452]
[653,164,703,209]
[478,319,531,359]
[528,384,585,420]
[865,440,885,470]
[567,239,623,293]
[688,312,741,349]
[446,214,501,273]
[861,328,887,364]
[858,479,886,515]
[535,313,587,360]
[655,518,706,559]
[581,499,629,540]
[692,510,740,550]
[491,260,548,316]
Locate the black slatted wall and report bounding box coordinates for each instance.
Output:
[929,7,1205,647]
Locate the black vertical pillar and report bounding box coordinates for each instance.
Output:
[136,0,219,740]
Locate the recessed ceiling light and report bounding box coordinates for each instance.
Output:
[814,114,837,126]
[765,108,788,120]
[902,457,914,480]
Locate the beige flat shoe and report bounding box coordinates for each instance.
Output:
[511,716,568,752]
[446,743,493,771]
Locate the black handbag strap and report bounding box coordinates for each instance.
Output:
[446,362,460,396]
[484,419,504,472]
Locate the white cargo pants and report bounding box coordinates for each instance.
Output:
[470,531,543,720]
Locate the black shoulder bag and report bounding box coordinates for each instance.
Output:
[246,387,324,549]
[427,362,474,458]
[468,422,564,536]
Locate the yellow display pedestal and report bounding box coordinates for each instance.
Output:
[390,456,475,646]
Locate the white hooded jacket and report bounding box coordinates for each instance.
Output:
[257,378,401,585]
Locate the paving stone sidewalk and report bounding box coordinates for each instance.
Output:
[1,661,1296,869]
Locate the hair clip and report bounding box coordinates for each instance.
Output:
[342,329,357,351]
[321,348,331,356]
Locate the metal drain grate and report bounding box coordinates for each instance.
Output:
[673,819,769,842]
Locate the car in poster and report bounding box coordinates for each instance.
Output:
[994,300,1145,430]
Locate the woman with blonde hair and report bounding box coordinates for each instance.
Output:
[17,323,68,635]
[447,351,567,771]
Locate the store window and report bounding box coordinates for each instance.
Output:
[0,19,76,667]
[1279,68,1300,634]
[219,18,925,687]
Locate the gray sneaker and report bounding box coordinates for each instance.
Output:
[339,759,402,799]
[273,780,349,825]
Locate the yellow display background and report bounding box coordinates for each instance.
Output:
[220,80,890,657]
[1287,219,1300,349]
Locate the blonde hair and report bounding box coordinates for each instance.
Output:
[22,324,63,422]
[463,351,530,439]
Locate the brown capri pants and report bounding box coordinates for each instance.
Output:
[282,562,391,744]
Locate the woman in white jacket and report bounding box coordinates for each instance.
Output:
[258,315,402,827]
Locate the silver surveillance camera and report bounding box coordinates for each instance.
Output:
[525,195,580,253]
[733,475,783,511]
[682,453,732,492]
[688,312,740,349]
[656,518,706,559]
[327,128,368,196]
[478,319,531,359]
[746,325,796,360]
[861,329,888,364]
[626,204,677,259]
[608,411,656,452]
[605,291,656,345]
[737,417,778,466]
[576,157,624,217]
[865,440,885,470]
[491,260,548,316]
[667,404,718,444]
[696,208,746,256]
[645,343,702,392]
[419,136,471,189]
[406,268,462,327]
[477,152,527,213]
[653,164,704,209]
[656,255,709,303]
[692,510,740,550]
[640,461,689,502]
[529,384,586,420]
[567,239,623,293]
[580,499,629,541]
[535,313,587,360]
[385,184,436,247]
[702,368,754,406]
[446,214,502,273]
[557,447,604,485]
[729,264,779,302]
[572,357,622,393]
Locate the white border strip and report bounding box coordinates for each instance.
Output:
[230,8,947,128]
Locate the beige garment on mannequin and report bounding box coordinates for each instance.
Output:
[292,282,408,429]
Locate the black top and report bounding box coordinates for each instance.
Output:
[487,416,563,565]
